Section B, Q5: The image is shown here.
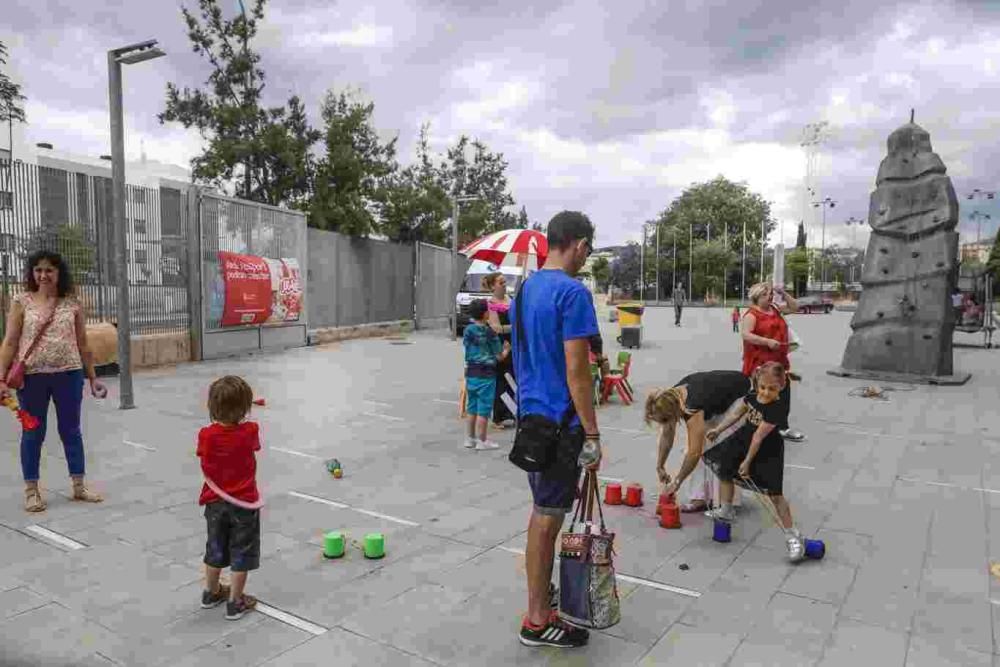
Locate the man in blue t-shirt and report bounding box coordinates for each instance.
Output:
[510,211,601,649]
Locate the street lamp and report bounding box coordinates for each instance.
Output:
[811,197,836,291]
[108,39,165,410]
[451,194,479,340]
[845,216,865,284]
[969,211,992,247]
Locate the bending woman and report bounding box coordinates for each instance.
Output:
[645,370,750,512]
[484,272,515,427]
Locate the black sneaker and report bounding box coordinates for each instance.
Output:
[548,582,559,609]
[519,611,589,648]
[225,594,257,621]
[200,584,230,609]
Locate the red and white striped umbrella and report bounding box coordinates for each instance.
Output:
[460,229,548,271]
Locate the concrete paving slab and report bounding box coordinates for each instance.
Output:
[261,626,441,666]
[817,618,908,666]
[729,593,838,665]
[637,622,743,666]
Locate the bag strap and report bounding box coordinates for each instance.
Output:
[567,470,588,533]
[586,470,607,533]
[17,299,58,367]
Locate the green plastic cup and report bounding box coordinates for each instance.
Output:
[363,533,385,559]
[323,531,345,559]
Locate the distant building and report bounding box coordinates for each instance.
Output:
[0,142,193,289]
[961,241,992,264]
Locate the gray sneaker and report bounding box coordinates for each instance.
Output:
[780,429,806,442]
[705,506,735,522]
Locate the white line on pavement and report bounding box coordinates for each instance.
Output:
[498,546,701,598]
[603,427,647,435]
[359,411,405,423]
[895,476,1000,495]
[288,491,420,526]
[288,491,349,509]
[363,400,393,409]
[24,525,87,551]
[270,447,324,461]
[123,440,156,451]
[432,399,459,406]
[598,476,624,484]
[785,464,816,470]
[255,602,328,636]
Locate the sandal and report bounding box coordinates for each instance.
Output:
[71,480,103,503]
[680,500,710,513]
[24,486,46,513]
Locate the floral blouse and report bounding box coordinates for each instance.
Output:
[15,292,82,375]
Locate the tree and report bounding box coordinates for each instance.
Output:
[987,231,1000,286]
[653,176,775,301]
[25,224,96,281]
[309,89,398,236]
[439,135,517,246]
[692,240,737,299]
[796,221,807,248]
[610,243,641,295]
[160,0,320,207]
[0,41,26,130]
[516,206,529,229]
[785,247,810,297]
[792,222,808,294]
[591,256,611,292]
[379,123,450,244]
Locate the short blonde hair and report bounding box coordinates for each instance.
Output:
[748,282,771,305]
[644,387,686,426]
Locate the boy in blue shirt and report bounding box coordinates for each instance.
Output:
[463,299,511,450]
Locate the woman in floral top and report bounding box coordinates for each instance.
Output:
[0,251,107,512]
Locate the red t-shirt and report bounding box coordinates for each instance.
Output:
[197,421,261,506]
[741,305,790,376]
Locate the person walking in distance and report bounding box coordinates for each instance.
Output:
[673,282,686,327]
[511,211,601,649]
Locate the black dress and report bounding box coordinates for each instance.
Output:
[492,304,515,424]
[675,371,751,422]
[703,388,789,495]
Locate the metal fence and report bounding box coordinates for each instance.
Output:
[198,192,308,359]
[0,160,189,336]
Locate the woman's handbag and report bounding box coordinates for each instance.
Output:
[5,304,57,390]
[558,470,621,630]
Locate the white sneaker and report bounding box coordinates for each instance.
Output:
[780,429,806,442]
[705,506,735,522]
[463,436,478,449]
[786,535,805,562]
[475,439,500,450]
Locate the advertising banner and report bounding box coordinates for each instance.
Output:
[218,251,302,327]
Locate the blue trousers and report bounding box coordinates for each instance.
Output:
[16,369,86,481]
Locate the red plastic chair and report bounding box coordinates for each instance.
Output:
[601,352,633,405]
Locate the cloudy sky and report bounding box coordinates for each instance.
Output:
[4,0,1000,249]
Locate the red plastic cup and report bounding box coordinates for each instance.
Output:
[659,501,681,529]
[624,483,643,507]
[604,483,622,505]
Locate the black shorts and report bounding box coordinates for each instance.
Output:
[203,501,260,572]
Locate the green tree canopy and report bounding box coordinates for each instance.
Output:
[160,0,320,207]
[785,247,810,297]
[0,41,26,127]
[986,231,1000,286]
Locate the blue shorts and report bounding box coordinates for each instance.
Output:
[528,466,581,516]
[465,376,496,417]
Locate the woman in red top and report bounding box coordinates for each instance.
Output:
[741,282,804,441]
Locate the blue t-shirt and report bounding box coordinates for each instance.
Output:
[509,270,599,427]
[463,321,502,376]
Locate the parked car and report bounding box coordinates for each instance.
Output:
[455,263,527,333]
[795,295,834,314]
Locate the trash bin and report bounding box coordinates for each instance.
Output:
[617,303,644,327]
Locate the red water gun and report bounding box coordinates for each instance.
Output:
[0,394,39,430]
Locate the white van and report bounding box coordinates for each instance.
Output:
[455,260,529,333]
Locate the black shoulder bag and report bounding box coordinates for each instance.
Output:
[508,278,584,476]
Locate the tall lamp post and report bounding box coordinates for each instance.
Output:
[108,39,165,410]
[969,211,992,247]
[451,194,479,340]
[966,189,995,249]
[845,215,864,284]
[811,197,836,291]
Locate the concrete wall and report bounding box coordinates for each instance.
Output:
[416,242,470,329]
[308,229,415,329]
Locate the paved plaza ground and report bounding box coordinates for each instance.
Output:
[0,303,998,666]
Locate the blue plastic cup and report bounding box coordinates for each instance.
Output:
[803,538,825,560]
[712,518,731,543]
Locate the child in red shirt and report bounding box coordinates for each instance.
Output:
[731,306,740,332]
[197,375,262,620]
